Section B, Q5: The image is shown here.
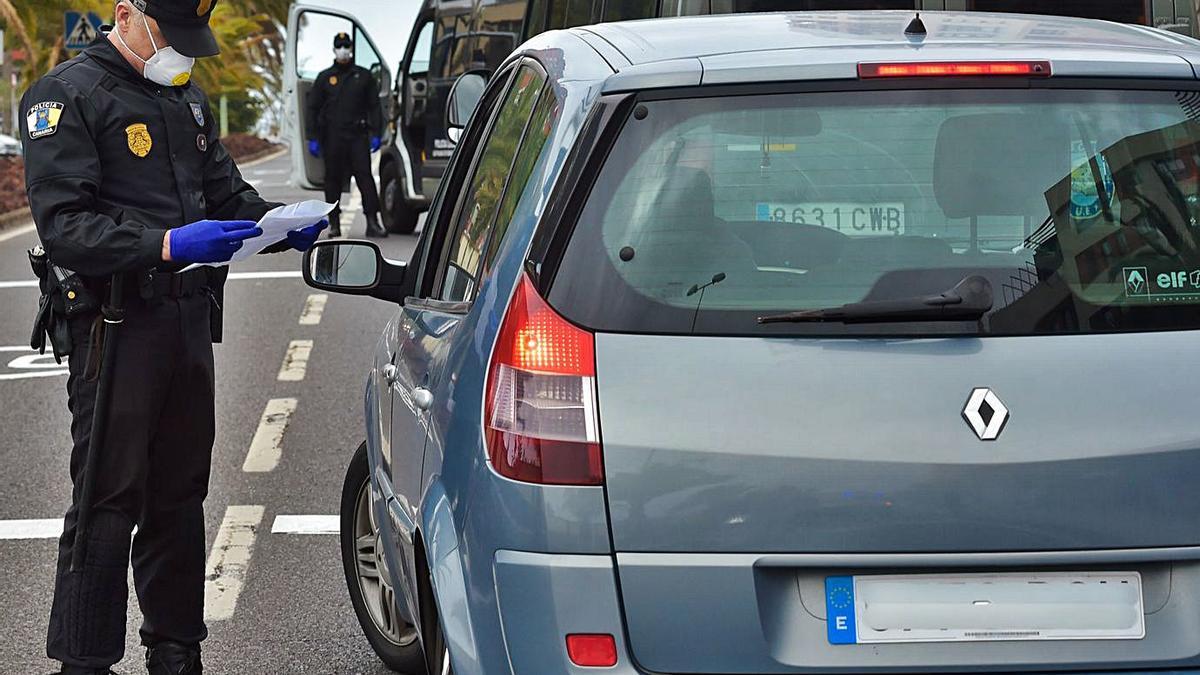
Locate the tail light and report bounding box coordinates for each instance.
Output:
[566,634,618,667]
[485,274,602,485]
[858,61,1051,78]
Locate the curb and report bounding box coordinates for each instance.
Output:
[0,206,32,236]
[0,146,288,239]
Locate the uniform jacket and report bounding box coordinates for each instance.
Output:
[19,35,283,341]
[305,61,382,140]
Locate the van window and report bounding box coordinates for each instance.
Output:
[409,22,434,75]
[604,0,657,21]
[662,0,912,15]
[969,0,1145,24]
[295,12,353,79]
[550,88,1200,336]
[440,66,548,302]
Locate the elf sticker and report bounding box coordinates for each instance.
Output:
[27,102,64,140]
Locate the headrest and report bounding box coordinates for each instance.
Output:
[655,166,715,226]
[933,113,1068,219]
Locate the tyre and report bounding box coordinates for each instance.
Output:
[420,569,453,675]
[341,441,425,672]
[380,161,421,235]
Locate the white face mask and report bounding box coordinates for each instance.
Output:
[334,47,353,62]
[116,11,196,87]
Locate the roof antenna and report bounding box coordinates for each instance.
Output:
[905,12,927,37]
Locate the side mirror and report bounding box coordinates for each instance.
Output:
[446,70,488,132]
[302,240,411,304]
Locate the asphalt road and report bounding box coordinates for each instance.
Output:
[0,150,420,674]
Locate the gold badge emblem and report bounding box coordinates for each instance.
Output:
[329,75,338,86]
[126,123,152,158]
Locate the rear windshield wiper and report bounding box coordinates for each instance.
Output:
[757,275,994,325]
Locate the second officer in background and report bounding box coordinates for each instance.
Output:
[306,32,387,238]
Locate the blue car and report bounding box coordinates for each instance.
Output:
[304,10,1200,674]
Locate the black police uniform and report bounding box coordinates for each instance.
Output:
[305,34,384,236]
[20,31,282,671]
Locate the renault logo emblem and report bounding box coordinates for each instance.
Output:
[962,388,1009,441]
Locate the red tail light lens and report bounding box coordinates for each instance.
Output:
[858,61,1051,78]
[485,274,602,485]
[566,634,618,667]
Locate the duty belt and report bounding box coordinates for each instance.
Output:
[126,268,212,299]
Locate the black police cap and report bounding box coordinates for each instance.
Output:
[129,0,220,58]
[334,32,352,49]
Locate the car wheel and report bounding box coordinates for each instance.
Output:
[341,441,425,672]
[380,161,421,235]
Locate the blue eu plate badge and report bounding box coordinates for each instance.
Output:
[825,576,856,644]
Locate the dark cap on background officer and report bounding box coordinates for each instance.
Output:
[305,31,387,238]
[19,1,325,673]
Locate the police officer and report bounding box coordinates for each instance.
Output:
[19,1,326,673]
[306,32,387,239]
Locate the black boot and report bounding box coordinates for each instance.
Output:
[364,213,388,238]
[327,211,342,238]
[145,641,201,675]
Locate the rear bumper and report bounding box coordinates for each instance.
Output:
[493,550,639,674]
[615,552,1200,674]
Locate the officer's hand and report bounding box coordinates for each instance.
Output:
[286,219,330,252]
[308,140,321,158]
[370,136,382,153]
[168,220,263,264]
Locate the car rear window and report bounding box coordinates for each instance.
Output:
[549,87,1200,336]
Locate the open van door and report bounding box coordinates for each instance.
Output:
[285,3,393,190]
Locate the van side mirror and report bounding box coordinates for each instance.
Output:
[446,71,488,132]
[303,240,411,304]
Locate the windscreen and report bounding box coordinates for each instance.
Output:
[549,88,1200,336]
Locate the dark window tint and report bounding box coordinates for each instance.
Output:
[550,88,1200,336]
[525,0,549,38]
[547,0,596,29]
[604,0,657,21]
[484,86,559,274]
[969,0,1145,24]
[440,66,547,302]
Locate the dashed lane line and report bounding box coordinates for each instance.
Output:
[241,398,298,473]
[0,519,63,540]
[0,270,303,290]
[277,340,313,382]
[299,293,328,325]
[271,515,339,535]
[203,505,265,622]
[0,222,36,244]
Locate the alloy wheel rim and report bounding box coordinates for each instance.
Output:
[354,481,418,647]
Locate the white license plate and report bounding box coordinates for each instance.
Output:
[755,201,904,235]
[825,572,1145,645]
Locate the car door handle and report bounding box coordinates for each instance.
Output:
[383,364,398,386]
[412,387,434,411]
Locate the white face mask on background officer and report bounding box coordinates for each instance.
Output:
[113,0,196,87]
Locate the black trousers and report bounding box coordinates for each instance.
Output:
[323,132,381,220]
[47,292,215,669]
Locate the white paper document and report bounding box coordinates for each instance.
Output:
[185,200,336,270]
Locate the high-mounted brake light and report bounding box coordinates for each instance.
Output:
[858,61,1051,79]
[485,274,602,486]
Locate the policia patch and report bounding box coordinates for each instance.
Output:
[27,102,65,140]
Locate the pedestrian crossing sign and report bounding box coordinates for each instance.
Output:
[65,12,105,51]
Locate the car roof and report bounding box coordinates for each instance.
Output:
[565,11,1200,91]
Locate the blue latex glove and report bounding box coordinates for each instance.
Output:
[169,220,263,264]
[370,136,381,153]
[308,140,321,158]
[286,219,330,252]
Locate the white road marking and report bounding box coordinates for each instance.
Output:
[203,505,265,622]
[247,168,288,176]
[271,515,339,535]
[0,270,302,290]
[0,347,69,381]
[0,222,35,244]
[299,293,328,325]
[0,518,63,540]
[242,398,298,473]
[0,369,69,381]
[277,340,313,382]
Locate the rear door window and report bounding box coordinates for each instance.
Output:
[439,65,548,302]
[550,87,1200,336]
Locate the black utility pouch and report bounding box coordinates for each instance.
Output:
[53,268,101,317]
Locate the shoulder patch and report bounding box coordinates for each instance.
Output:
[329,75,338,86]
[27,102,65,140]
